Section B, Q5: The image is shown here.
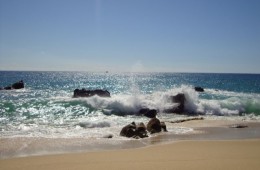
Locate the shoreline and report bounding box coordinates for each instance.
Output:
[1,119,260,159]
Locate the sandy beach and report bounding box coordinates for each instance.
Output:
[1,139,260,170]
[1,119,260,170]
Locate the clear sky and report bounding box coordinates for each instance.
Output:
[0,0,259,73]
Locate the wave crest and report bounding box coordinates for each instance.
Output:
[77,85,260,116]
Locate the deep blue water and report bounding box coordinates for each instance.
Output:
[1,71,260,93]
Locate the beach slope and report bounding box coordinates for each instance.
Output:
[1,140,260,170]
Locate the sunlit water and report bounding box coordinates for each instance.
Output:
[1,71,260,139]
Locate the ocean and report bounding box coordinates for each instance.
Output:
[1,71,260,157]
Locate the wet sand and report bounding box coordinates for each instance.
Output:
[1,119,260,170]
[1,139,260,170]
[2,119,260,159]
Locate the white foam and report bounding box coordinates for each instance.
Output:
[77,121,110,128]
[67,85,260,117]
[1,85,260,140]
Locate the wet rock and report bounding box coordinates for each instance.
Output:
[4,86,12,90]
[136,122,146,131]
[169,117,204,123]
[160,122,167,132]
[195,86,204,92]
[120,122,137,138]
[138,108,150,115]
[120,122,148,138]
[11,80,24,89]
[229,124,248,128]
[135,122,148,138]
[1,80,24,90]
[73,88,111,98]
[147,118,162,134]
[164,93,186,114]
[138,108,157,118]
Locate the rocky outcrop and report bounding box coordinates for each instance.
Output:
[229,124,248,128]
[0,80,24,90]
[194,86,204,92]
[160,122,167,132]
[120,122,136,138]
[73,88,111,98]
[4,86,11,90]
[135,122,148,138]
[137,93,188,116]
[138,108,157,118]
[12,80,24,89]
[120,122,148,139]
[164,93,186,114]
[147,118,162,134]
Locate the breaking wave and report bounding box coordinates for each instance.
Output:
[75,85,260,116]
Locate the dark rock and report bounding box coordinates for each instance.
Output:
[120,122,148,138]
[171,93,185,105]
[144,109,157,118]
[4,86,12,90]
[169,117,204,123]
[164,93,186,114]
[138,108,150,115]
[229,124,248,128]
[195,86,204,92]
[135,122,148,138]
[73,88,111,98]
[1,80,24,90]
[160,122,167,132]
[147,118,162,134]
[120,122,137,138]
[138,108,157,118]
[103,134,113,138]
[11,80,24,89]
[136,122,146,131]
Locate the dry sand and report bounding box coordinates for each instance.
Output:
[1,139,260,170]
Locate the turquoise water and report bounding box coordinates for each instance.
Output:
[0,71,260,138]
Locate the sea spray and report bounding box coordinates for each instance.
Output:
[1,71,260,140]
[1,71,260,159]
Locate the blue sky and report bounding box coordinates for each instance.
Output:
[0,0,259,73]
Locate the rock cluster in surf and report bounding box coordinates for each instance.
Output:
[72,86,204,115]
[72,87,204,139]
[0,80,24,90]
[120,118,168,139]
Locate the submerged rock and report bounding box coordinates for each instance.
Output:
[73,88,111,98]
[4,86,12,90]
